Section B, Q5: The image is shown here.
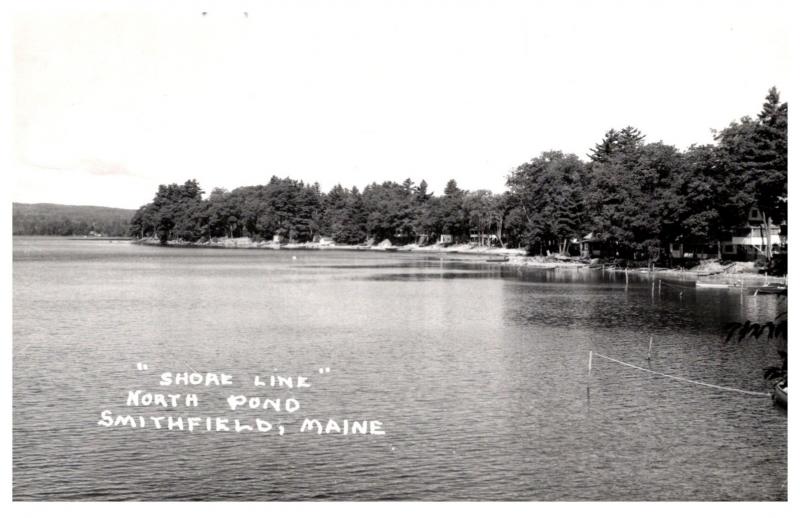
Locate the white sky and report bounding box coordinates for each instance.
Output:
[9,0,792,209]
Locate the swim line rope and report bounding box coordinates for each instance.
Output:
[593,352,771,397]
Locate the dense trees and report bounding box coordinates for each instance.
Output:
[507,151,586,255]
[361,180,418,243]
[322,185,368,244]
[128,89,787,263]
[130,180,205,243]
[131,177,326,243]
[562,89,785,263]
[583,139,688,262]
[13,203,135,236]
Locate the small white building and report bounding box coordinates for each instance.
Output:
[438,234,453,244]
[469,232,498,247]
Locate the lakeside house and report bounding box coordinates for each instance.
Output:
[720,208,785,260]
[584,207,786,262]
[668,242,716,260]
[469,231,498,247]
[580,233,608,259]
[670,208,786,260]
[438,234,454,245]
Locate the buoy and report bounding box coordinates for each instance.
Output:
[292,256,297,260]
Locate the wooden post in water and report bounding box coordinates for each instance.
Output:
[658,279,662,295]
[647,336,653,360]
[588,350,593,376]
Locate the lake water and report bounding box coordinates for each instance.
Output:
[12,237,787,500]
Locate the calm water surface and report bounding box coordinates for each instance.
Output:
[13,237,787,500]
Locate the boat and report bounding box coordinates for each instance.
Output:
[486,257,510,263]
[772,380,787,408]
[696,280,742,289]
[383,246,398,252]
[695,281,735,289]
[754,283,787,295]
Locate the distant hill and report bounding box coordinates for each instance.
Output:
[12,203,136,237]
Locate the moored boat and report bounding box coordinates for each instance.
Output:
[486,257,510,263]
[772,380,787,408]
[754,283,787,295]
[696,281,735,289]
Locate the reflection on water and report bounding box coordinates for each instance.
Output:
[13,238,786,500]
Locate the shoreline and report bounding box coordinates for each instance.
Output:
[132,236,528,257]
[131,237,787,286]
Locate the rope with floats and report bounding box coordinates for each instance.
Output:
[590,352,771,397]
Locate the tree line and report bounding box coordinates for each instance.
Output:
[130,88,787,263]
[13,203,135,237]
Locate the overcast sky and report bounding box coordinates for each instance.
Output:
[11,0,791,209]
